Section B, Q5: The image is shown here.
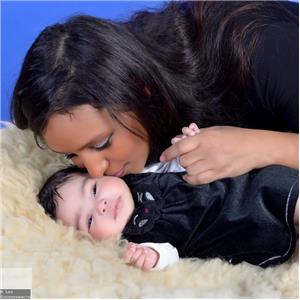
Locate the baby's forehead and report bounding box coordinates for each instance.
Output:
[69,172,87,181]
[56,172,87,197]
[65,172,88,184]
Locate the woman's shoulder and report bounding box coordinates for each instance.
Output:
[252,20,298,84]
[249,17,298,132]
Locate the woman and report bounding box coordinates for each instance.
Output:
[11,1,298,184]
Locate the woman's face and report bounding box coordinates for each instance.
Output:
[43,104,149,177]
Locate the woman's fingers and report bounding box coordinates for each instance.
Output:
[178,148,205,169]
[183,170,219,185]
[161,134,199,162]
[171,134,185,144]
[180,157,218,184]
[163,126,268,184]
[183,158,210,175]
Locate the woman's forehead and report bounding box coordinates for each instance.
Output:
[46,105,112,132]
[43,105,113,150]
[43,104,146,152]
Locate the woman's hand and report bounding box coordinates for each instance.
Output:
[123,243,159,271]
[160,126,298,184]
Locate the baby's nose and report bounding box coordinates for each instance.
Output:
[96,200,107,215]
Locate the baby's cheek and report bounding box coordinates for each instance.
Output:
[91,220,118,241]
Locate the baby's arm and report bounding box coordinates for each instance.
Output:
[123,242,179,271]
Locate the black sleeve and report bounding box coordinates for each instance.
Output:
[184,165,299,267]
[251,22,299,132]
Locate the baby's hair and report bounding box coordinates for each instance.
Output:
[38,165,87,219]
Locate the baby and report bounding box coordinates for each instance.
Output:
[38,125,299,271]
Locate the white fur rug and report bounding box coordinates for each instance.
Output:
[1,124,298,298]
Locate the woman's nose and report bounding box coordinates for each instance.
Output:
[96,199,107,215]
[81,154,109,178]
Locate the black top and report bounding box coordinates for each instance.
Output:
[122,166,298,267]
[184,1,299,132]
[248,23,299,132]
[189,1,299,132]
[239,2,298,132]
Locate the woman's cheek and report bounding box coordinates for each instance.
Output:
[71,157,84,168]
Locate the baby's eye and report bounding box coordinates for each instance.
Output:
[88,216,93,229]
[92,183,97,197]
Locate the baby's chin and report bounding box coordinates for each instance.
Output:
[90,231,124,242]
[85,217,128,242]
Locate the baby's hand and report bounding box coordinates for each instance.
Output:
[171,123,200,144]
[123,243,159,271]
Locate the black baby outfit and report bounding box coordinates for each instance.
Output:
[122,165,298,267]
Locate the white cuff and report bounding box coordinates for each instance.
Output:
[142,158,185,173]
[140,242,179,271]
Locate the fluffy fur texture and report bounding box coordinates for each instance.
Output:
[1,123,298,298]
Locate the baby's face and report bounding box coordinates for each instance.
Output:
[55,173,134,240]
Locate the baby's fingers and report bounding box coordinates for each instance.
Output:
[127,245,146,266]
[123,243,137,263]
[189,123,200,133]
[182,126,197,137]
[135,251,148,270]
[171,135,186,144]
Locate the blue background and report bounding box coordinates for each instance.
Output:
[1,1,165,122]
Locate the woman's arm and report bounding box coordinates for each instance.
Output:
[268,130,298,169]
[160,126,298,184]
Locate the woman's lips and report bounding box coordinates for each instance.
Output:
[113,167,125,177]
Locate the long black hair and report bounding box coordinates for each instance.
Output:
[11,1,298,163]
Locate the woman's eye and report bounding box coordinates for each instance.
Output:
[94,133,112,151]
[92,183,97,197]
[88,216,93,229]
